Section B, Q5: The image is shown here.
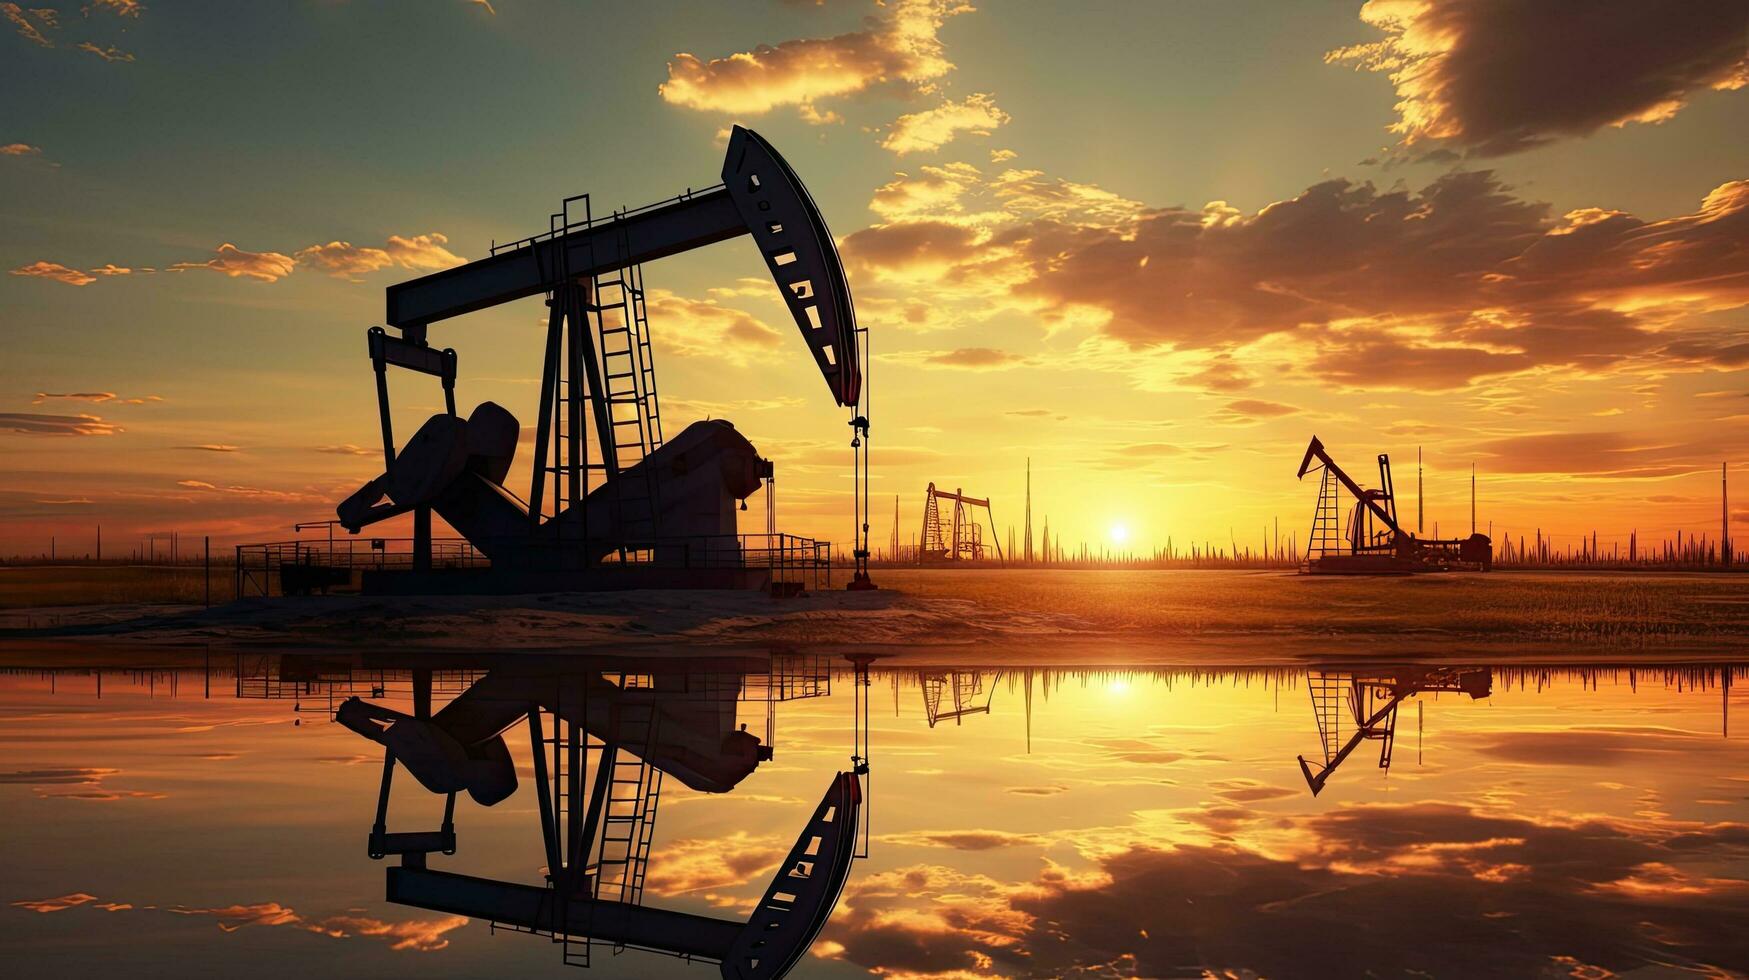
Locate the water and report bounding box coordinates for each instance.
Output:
[3,652,1745,978]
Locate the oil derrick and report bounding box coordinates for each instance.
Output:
[918,483,1005,562]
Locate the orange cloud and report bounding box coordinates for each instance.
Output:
[886,347,1030,371]
[87,0,143,17]
[170,243,296,282]
[34,391,161,404]
[2,3,54,47]
[882,93,1010,155]
[11,260,95,286]
[1328,0,1749,156]
[645,289,784,363]
[0,413,123,436]
[12,893,98,913]
[1,142,41,155]
[75,41,133,62]
[295,232,464,281]
[659,0,967,118]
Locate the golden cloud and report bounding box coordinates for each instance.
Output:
[0,412,123,436]
[1328,0,1749,156]
[645,288,785,364]
[34,391,160,404]
[75,41,133,62]
[2,3,54,47]
[170,243,296,282]
[1,141,41,155]
[11,260,95,286]
[659,0,968,118]
[295,232,464,281]
[882,93,1010,155]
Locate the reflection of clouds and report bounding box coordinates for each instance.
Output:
[16,893,468,952]
[823,800,1749,977]
[643,832,787,909]
[1468,725,1732,766]
[0,766,165,801]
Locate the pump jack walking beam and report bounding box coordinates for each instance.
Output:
[383,127,860,410]
[1298,436,1401,537]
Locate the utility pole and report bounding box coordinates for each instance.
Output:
[1725,462,1732,567]
[1471,463,1476,536]
[1023,457,1033,565]
[1417,446,1423,535]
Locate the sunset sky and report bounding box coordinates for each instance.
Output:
[3,0,1747,556]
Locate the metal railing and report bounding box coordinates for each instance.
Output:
[235,531,831,597]
[234,537,486,597]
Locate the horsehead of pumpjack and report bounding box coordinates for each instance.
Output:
[335,127,863,582]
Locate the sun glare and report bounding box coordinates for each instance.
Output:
[1110,523,1130,544]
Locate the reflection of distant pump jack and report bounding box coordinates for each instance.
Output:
[920,670,999,727]
[335,655,869,976]
[1297,666,1492,796]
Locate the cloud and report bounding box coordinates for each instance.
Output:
[645,289,785,363]
[1330,1,1748,157]
[34,391,160,405]
[179,444,241,453]
[11,260,95,286]
[659,0,967,119]
[464,0,495,15]
[294,232,464,281]
[316,443,375,456]
[174,479,314,501]
[882,92,1010,154]
[879,829,1047,851]
[75,41,133,62]
[645,832,787,900]
[170,243,296,282]
[0,413,122,436]
[1465,430,1749,480]
[12,893,98,913]
[87,0,143,16]
[885,346,1030,371]
[2,3,53,47]
[170,902,468,951]
[1,142,41,155]
[1214,398,1298,422]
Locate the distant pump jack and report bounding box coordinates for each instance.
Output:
[1297,436,1491,574]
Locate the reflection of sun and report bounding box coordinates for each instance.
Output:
[1107,679,1130,696]
[1110,523,1130,544]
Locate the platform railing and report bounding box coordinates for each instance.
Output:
[235,532,831,597]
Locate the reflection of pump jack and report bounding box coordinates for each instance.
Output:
[336,660,862,977]
[1297,667,1491,796]
[920,670,999,727]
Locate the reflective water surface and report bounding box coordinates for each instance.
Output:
[3,653,1746,978]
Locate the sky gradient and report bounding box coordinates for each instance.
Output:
[3,0,1747,556]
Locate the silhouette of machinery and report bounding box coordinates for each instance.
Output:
[918,484,1004,562]
[335,127,874,591]
[334,653,868,975]
[1298,436,1491,574]
[1297,666,1492,795]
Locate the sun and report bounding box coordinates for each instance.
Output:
[1109,523,1130,545]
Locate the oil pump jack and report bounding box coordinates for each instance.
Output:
[1297,666,1492,796]
[1297,436,1491,574]
[918,484,1004,562]
[335,127,876,592]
